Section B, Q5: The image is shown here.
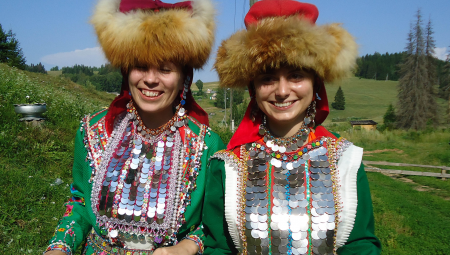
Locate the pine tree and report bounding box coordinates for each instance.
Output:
[383,104,397,130]
[396,10,436,130]
[0,24,26,69]
[424,18,438,125]
[331,86,345,110]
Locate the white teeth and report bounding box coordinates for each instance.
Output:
[142,90,159,97]
[274,101,293,107]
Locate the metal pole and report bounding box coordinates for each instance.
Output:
[224,88,227,127]
[230,88,233,129]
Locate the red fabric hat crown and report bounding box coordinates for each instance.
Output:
[226,0,330,150]
[244,0,318,27]
[119,0,192,13]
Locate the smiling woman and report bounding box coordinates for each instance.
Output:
[44,0,223,255]
[203,0,381,254]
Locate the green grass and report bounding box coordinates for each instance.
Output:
[0,63,115,253]
[368,172,450,254]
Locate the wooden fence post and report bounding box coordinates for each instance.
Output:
[442,169,447,180]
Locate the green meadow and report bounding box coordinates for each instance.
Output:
[1,63,449,254]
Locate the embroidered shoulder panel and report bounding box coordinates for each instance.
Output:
[81,109,109,183]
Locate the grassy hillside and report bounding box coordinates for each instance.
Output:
[0,63,115,253]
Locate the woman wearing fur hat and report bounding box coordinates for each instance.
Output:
[203,0,381,254]
[45,0,220,254]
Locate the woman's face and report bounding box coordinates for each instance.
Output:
[128,62,184,116]
[254,66,315,126]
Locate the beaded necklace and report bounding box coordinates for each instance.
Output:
[88,102,207,251]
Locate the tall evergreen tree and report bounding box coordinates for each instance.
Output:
[0,24,26,69]
[396,10,436,130]
[331,86,345,110]
[424,18,438,125]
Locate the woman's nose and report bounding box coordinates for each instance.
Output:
[143,68,159,85]
[275,76,290,98]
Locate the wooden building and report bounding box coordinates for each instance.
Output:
[350,120,378,130]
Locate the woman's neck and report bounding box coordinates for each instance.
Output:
[137,107,175,130]
[266,114,307,138]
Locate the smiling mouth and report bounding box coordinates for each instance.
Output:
[271,101,296,108]
[140,89,162,98]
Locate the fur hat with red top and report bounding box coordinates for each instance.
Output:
[91,0,215,133]
[91,0,215,70]
[215,0,357,87]
[220,0,358,150]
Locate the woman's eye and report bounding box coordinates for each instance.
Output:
[290,73,305,80]
[260,76,275,83]
[160,67,171,73]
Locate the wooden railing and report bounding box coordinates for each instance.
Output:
[363,161,450,180]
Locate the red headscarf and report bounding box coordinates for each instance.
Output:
[226,0,330,150]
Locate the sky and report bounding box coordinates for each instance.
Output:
[1,0,449,82]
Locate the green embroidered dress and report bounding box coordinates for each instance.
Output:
[202,128,381,255]
[47,110,225,254]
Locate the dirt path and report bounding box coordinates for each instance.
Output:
[378,172,450,200]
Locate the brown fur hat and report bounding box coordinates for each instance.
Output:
[214,3,358,88]
[91,0,215,70]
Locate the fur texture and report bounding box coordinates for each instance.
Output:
[214,16,358,88]
[91,0,215,69]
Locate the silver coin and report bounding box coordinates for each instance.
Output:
[251,230,260,238]
[259,222,268,230]
[259,214,268,222]
[278,245,288,253]
[258,207,267,214]
[298,200,308,208]
[278,222,289,231]
[270,222,279,230]
[250,213,259,222]
[298,247,308,255]
[289,200,299,208]
[327,222,336,230]
[272,206,282,214]
[318,230,327,239]
[260,199,268,207]
[311,231,320,240]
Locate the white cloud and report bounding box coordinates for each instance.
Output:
[433,47,448,61]
[40,47,108,67]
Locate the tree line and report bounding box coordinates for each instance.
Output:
[356,52,448,92]
[61,64,122,92]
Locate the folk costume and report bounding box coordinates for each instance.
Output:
[203,0,381,254]
[45,0,221,254]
